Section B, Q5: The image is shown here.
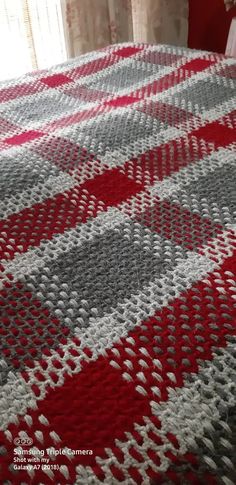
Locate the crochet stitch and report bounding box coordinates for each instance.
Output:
[0,43,236,484]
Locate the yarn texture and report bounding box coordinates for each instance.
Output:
[0,43,236,484]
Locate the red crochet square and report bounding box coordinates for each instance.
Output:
[40,73,73,87]
[105,95,139,107]
[82,169,143,206]
[115,46,143,57]
[192,121,235,147]
[181,58,216,72]
[36,357,150,460]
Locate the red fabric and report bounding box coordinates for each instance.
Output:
[188,0,236,53]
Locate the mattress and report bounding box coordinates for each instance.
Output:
[0,43,236,485]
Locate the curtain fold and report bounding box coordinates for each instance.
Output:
[62,0,134,57]
[62,0,189,57]
[131,0,189,46]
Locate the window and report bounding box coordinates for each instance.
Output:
[0,0,67,81]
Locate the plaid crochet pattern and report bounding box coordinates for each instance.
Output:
[0,42,236,485]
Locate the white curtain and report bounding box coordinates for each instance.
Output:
[62,0,189,58]
[0,0,189,82]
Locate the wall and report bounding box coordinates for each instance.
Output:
[188,0,236,53]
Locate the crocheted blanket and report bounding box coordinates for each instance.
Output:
[0,43,236,485]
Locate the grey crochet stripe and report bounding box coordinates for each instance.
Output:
[86,63,174,97]
[161,406,236,485]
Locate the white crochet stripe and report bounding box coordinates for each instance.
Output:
[0,151,111,220]
[49,47,110,75]
[21,99,98,132]
[154,340,236,424]
[200,97,236,123]
[155,43,225,59]
[0,90,44,114]
[118,147,235,220]
[137,74,235,123]
[74,341,236,485]
[53,105,133,137]
[0,142,23,158]
[59,52,152,89]
[0,92,99,133]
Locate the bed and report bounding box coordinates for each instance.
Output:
[0,43,236,485]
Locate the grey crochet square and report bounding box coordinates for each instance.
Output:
[88,63,160,93]
[0,149,60,199]
[170,80,235,114]
[181,164,236,224]
[62,109,167,156]
[0,283,72,374]
[32,222,181,328]
[4,94,83,125]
